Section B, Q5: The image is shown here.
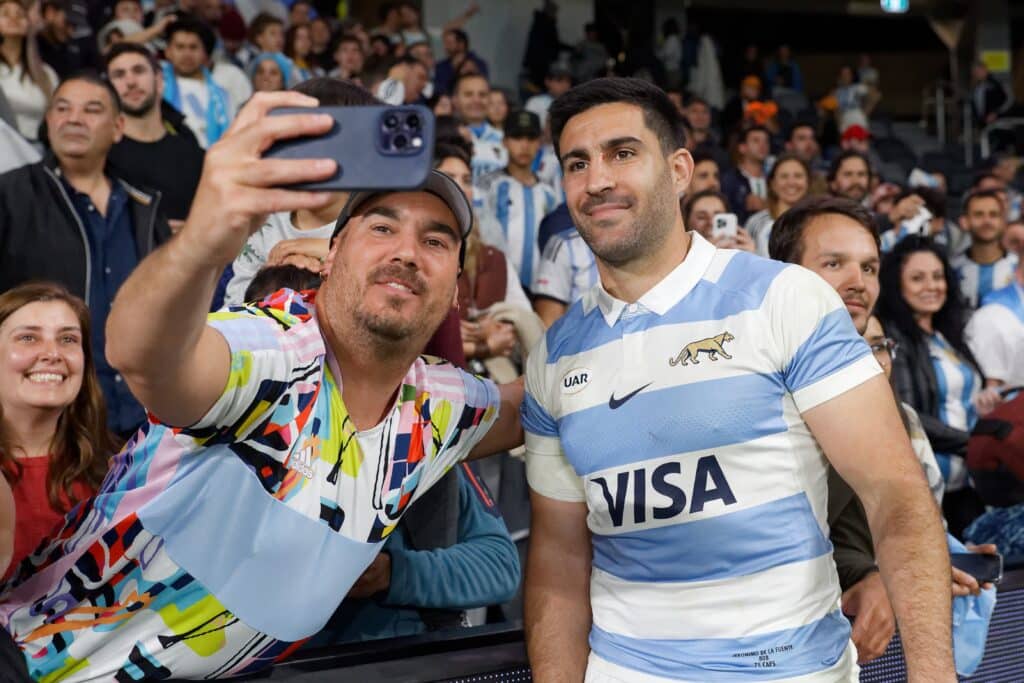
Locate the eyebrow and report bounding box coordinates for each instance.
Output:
[365,205,460,244]
[561,135,645,164]
[10,325,81,333]
[818,251,879,263]
[425,220,460,244]
[363,206,401,221]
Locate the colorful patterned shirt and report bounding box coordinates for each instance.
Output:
[0,288,500,681]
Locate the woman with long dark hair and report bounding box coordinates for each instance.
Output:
[876,236,1002,534]
[0,282,114,576]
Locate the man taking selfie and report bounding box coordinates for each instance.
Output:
[0,90,522,681]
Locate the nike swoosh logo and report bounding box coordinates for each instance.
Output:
[608,382,652,410]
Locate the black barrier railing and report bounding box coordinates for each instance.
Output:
[260,566,1024,682]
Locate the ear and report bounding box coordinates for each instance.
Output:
[668,147,695,196]
[112,112,125,143]
[322,232,342,279]
[958,213,969,232]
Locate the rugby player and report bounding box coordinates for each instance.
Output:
[522,78,953,682]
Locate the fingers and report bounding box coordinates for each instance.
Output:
[227,91,323,135]
[235,157,336,188]
[951,567,980,596]
[238,188,336,217]
[233,111,336,156]
[966,543,998,554]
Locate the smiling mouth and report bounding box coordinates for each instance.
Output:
[378,280,418,295]
[26,372,66,385]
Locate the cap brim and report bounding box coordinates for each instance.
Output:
[331,169,474,243]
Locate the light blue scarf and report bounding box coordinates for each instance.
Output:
[161,62,231,146]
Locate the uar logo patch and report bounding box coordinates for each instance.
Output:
[562,367,591,394]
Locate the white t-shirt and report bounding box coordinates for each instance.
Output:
[175,76,211,147]
[225,211,335,306]
[213,60,253,115]
[0,61,57,141]
[966,280,1024,387]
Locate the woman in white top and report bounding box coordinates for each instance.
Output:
[744,153,810,257]
[0,0,55,142]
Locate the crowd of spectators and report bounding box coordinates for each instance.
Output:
[0,0,1023,677]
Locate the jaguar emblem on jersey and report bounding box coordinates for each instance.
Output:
[669,331,735,367]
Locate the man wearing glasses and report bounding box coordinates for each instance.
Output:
[770,196,990,665]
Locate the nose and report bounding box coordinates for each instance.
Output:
[842,263,865,292]
[584,157,615,196]
[388,227,420,267]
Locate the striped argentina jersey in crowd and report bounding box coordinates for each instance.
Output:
[479,172,559,291]
[522,233,881,682]
[951,251,1019,308]
[532,226,599,306]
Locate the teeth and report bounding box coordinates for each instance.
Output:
[385,282,411,292]
[27,373,64,384]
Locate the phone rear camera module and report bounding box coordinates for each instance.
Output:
[384,114,400,130]
[405,114,421,130]
[393,133,409,150]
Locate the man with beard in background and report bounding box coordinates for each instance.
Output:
[829,150,872,205]
[105,43,204,227]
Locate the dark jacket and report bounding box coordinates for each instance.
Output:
[720,165,755,223]
[0,156,171,302]
[886,323,972,456]
[827,466,876,592]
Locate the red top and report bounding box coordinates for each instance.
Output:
[6,457,95,577]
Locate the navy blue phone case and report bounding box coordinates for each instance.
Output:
[264,105,435,191]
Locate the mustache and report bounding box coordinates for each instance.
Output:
[369,263,426,295]
[580,193,634,215]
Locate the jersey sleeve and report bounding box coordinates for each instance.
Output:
[522,335,587,502]
[966,305,1014,383]
[532,232,573,304]
[768,265,881,413]
[185,304,305,435]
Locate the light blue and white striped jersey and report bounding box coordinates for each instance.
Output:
[479,172,559,291]
[927,332,981,491]
[967,281,1024,387]
[468,122,507,193]
[533,227,599,305]
[523,233,876,682]
[951,251,1019,308]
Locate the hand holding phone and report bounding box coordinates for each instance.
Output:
[181,91,338,267]
[711,213,739,242]
[951,551,1003,585]
[263,105,435,191]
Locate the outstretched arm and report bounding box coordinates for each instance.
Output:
[106,92,337,426]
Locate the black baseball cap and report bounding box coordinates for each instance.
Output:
[504,109,542,139]
[331,169,474,265]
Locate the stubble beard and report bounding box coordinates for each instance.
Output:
[577,174,678,267]
[122,92,157,118]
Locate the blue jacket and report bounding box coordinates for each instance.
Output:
[313,465,520,643]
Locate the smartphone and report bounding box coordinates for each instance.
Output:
[902,206,933,236]
[263,105,435,191]
[712,213,738,240]
[951,552,1003,584]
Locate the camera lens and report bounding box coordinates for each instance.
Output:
[393,134,408,149]
[384,114,399,129]
[405,114,420,129]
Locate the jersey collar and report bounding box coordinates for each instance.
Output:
[590,232,716,327]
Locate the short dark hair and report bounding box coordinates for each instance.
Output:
[691,150,719,167]
[971,171,1003,189]
[377,1,397,22]
[548,77,687,158]
[57,71,122,114]
[332,32,362,54]
[166,17,216,57]
[104,41,158,73]
[244,265,322,302]
[446,28,469,48]
[769,195,879,264]
[292,77,379,106]
[827,149,872,182]
[738,125,770,145]
[895,185,946,220]
[452,71,488,95]
[962,187,1006,215]
[249,12,284,44]
[398,54,426,70]
[786,120,816,141]
[434,140,471,168]
[684,94,708,109]
[682,189,729,225]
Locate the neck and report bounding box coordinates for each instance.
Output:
[969,240,1005,265]
[319,312,424,431]
[506,163,535,185]
[739,158,763,176]
[123,107,166,143]
[60,157,108,191]
[293,195,348,230]
[597,221,692,304]
[692,128,709,144]
[2,407,60,459]
[0,38,22,65]
[175,67,203,79]
[915,313,934,335]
